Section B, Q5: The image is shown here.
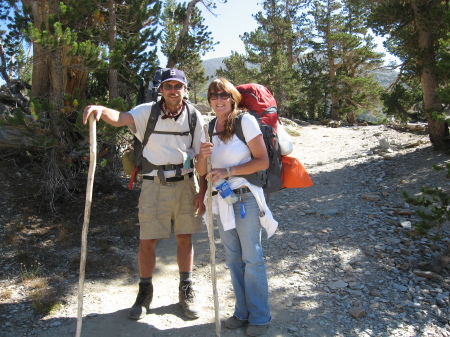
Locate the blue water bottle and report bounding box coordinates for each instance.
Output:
[213,179,239,205]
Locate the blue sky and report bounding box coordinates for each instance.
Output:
[159,0,394,64]
[158,0,264,64]
[197,0,264,60]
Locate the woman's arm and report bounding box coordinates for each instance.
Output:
[228,134,269,176]
[206,134,269,183]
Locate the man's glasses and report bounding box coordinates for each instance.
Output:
[209,92,232,100]
[162,83,184,90]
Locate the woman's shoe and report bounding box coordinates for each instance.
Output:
[225,315,248,329]
[246,324,269,336]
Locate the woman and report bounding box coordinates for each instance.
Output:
[196,78,278,336]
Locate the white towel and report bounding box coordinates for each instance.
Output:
[203,177,278,239]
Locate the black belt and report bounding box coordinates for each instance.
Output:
[143,172,193,182]
[212,186,251,196]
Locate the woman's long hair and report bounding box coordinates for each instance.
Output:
[207,78,242,143]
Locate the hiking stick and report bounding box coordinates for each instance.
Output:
[203,125,220,336]
[76,114,97,337]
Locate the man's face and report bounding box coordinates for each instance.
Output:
[160,80,187,108]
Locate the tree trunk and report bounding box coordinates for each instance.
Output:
[25,0,89,107]
[0,40,10,83]
[325,0,340,120]
[61,45,89,100]
[108,0,118,101]
[412,2,449,151]
[27,0,52,100]
[167,0,201,68]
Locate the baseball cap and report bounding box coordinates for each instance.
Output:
[161,68,188,86]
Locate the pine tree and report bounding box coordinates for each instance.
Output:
[368,0,450,151]
[182,53,207,103]
[216,51,258,86]
[161,0,217,69]
[241,0,306,117]
[0,0,32,83]
[307,0,384,121]
[297,52,330,120]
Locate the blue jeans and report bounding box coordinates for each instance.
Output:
[216,191,271,325]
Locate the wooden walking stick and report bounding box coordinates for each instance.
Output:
[203,125,221,336]
[76,114,97,337]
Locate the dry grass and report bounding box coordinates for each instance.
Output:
[20,263,63,316]
[29,286,62,316]
[0,287,13,300]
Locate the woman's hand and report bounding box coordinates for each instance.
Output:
[206,168,227,183]
[198,142,213,161]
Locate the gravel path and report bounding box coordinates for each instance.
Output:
[2,123,450,337]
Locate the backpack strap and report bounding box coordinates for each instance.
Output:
[149,103,197,145]
[207,113,265,187]
[139,102,197,182]
[208,114,246,143]
[186,103,197,148]
[208,117,217,141]
[141,102,161,148]
[234,113,245,144]
[133,102,160,167]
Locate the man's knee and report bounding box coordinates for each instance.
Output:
[176,234,192,247]
[139,239,157,251]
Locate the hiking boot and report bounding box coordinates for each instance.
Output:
[246,324,270,336]
[179,281,200,319]
[225,315,248,329]
[128,282,153,320]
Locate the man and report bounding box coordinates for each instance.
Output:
[83,68,206,320]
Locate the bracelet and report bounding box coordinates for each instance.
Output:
[226,167,231,178]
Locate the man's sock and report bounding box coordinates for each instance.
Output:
[180,271,192,284]
[140,276,152,284]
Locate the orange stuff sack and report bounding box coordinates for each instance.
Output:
[281,156,313,188]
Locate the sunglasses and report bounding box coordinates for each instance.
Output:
[209,92,232,100]
[162,83,184,90]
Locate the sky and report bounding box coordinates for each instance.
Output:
[197,0,264,60]
[158,0,264,64]
[161,0,396,65]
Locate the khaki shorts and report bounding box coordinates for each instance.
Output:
[138,176,203,240]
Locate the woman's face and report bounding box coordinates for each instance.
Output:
[209,90,233,117]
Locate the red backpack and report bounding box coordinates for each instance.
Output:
[233,84,282,196]
[236,83,279,133]
[235,83,313,193]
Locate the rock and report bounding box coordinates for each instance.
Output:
[327,280,348,290]
[361,192,381,201]
[413,270,444,280]
[379,138,390,149]
[399,221,412,229]
[349,307,367,319]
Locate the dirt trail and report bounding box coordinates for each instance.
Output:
[2,123,450,337]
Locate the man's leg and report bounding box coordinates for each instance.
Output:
[138,239,158,277]
[176,234,193,272]
[129,239,157,320]
[176,234,200,319]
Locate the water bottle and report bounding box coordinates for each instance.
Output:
[213,179,239,205]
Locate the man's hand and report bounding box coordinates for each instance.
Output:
[194,192,206,216]
[83,105,105,125]
[194,174,207,216]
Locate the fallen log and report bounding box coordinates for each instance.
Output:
[0,126,42,149]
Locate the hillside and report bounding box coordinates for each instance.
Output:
[202,56,398,88]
